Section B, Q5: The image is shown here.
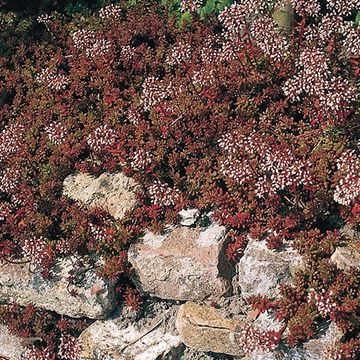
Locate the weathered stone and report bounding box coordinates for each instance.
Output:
[330,242,360,270]
[79,304,182,360]
[0,257,116,319]
[179,208,201,227]
[340,224,359,241]
[175,302,245,356]
[0,325,27,359]
[236,239,303,299]
[245,321,343,360]
[128,223,231,301]
[63,171,140,220]
[304,322,343,360]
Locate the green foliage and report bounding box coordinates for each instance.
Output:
[199,0,232,18]
[355,11,360,26]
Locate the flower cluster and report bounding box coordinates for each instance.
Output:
[218,132,266,155]
[319,77,356,115]
[282,48,330,102]
[127,108,142,125]
[35,68,69,91]
[99,4,122,19]
[200,35,222,64]
[290,0,321,17]
[180,0,203,13]
[21,236,48,268]
[22,347,53,360]
[323,340,359,360]
[85,38,112,58]
[250,17,289,62]
[333,150,360,206]
[120,45,136,62]
[238,323,281,354]
[148,180,181,207]
[218,3,248,35]
[306,15,343,45]
[192,68,216,88]
[72,29,111,58]
[36,13,52,25]
[327,0,360,16]
[130,149,153,171]
[305,15,360,59]
[58,334,82,360]
[89,223,114,245]
[258,148,313,196]
[219,132,312,197]
[87,125,117,153]
[282,46,355,116]
[45,122,68,145]
[72,29,96,50]
[0,123,25,163]
[0,167,21,194]
[0,202,12,221]
[341,23,360,58]
[308,289,337,317]
[166,40,192,66]
[140,77,169,111]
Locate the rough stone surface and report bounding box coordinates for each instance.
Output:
[79,302,182,360]
[236,239,303,299]
[330,242,360,270]
[0,325,27,359]
[179,347,236,359]
[128,223,232,301]
[0,257,116,319]
[303,322,343,360]
[63,171,140,220]
[244,321,343,360]
[179,208,201,227]
[175,302,245,357]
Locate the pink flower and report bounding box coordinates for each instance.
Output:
[87,125,117,153]
[58,334,82,360]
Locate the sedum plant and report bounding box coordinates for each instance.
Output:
[0,0,359,357]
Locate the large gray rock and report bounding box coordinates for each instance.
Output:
[175,302,245,357]
[0,257,116,319]
[0,325,27,359]
[79,303,182,360]
[63,171,140,220]
[236,239,303,299]
[128,222,232,301]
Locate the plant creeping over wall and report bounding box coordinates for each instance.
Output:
[0,0,359,358]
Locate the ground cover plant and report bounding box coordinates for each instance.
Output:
[0,0,359,358]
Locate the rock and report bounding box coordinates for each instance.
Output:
[330,242,360,270]
[252,311,283,333]
[175,302,245,357]
[63,172,140,220]
[236,239,303,299]
[128,222,232,301]
[340,224,359,241]
[0,257,116,319]
[245,321,343,360]
[79,303,182,360]
[179,208,201,227]
[179,347,238,359]
[304,322,343,360]
[0,325,27,359]
[244,348,307,360]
